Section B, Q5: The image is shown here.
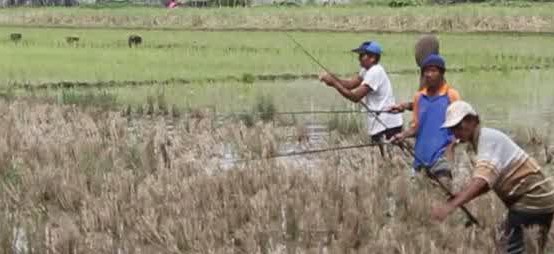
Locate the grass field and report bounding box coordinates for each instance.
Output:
[2,26,554,85]
[2,26,554,132]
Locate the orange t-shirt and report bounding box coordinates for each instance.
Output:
[411,83,460,129]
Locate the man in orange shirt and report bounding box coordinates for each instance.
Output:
[390,54,460,189]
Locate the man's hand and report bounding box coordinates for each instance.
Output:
[319,72,336,87]
[431,203,456,222]
[447,192,459,201]
[387,103,406,113]
[387,102,410,113]
[389,132,406,144]
[432,178,489,224]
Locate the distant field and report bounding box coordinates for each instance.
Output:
[1,4,554,32]
[1,26,554,86]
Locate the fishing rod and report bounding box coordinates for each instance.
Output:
[284,32,390,118]
[285,32,335,75]
[272,109,390,115]
[284,32,481,227]
[229,142,390,164]
[217,109,392,117]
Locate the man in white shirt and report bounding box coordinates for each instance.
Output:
[319,41,403,157]
[432,100,554,254]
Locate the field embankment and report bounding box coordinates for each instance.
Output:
[1,5,554,33]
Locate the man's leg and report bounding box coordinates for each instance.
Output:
[436,173,453,192]
[370,132,386,158]
[537,216,552,254]
[382,126,403,160]
[428,157,453,191]
[501,210,554,254]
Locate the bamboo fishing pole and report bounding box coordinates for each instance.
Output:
[230,142,390,164]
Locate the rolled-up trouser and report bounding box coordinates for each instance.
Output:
[416,156,452,178]
[497,210,553,254]
[495,168,554,254]
[370,126,403,158]
[416,156,453,190]
[370,126,403,143]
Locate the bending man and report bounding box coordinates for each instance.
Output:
[432,100,554,254]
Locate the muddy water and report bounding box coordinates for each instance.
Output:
[19,67,554,168]
[210,69,554,173]
[36,68,553,136]
[21,68,554,172]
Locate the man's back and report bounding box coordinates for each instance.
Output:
[475,127,528,174]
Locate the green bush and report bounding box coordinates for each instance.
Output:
[388,0,419,7]
[327,113,363,136]
[208,0,250,7]
[60,89,118,109]
[157,91,169,115]
[171,104,181,118]
[254,94,276,123]
[146,95,155,115]
[237,113,255,127]
[0,86,16,102]
[241,73,255,84]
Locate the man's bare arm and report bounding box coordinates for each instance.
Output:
[321,73,363,90]
[329,78,370,103]
[392,125,417,143]
[431,178,489,221]
[388,101,414,113]
[337,75,363,90]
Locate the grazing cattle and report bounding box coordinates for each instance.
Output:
[10,33,22,43]
[66,36,80,45]
[128,35,142,48]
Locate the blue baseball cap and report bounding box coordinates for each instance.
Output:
[421,54,446,71]
[352,41,382,55]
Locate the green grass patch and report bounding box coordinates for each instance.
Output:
[254,93,276,122]
[327,112,363,135]
[1,27,554,86]
[59,89,118,109]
